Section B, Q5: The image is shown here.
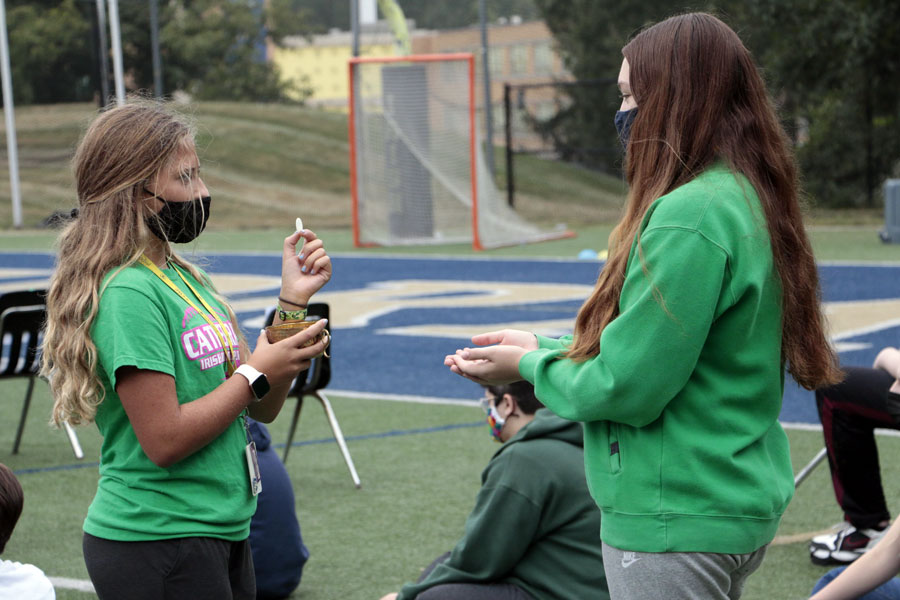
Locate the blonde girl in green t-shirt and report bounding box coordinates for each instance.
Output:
[41,101,329,599]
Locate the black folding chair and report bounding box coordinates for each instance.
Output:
[0,289,83,458]
[266,303,360,488]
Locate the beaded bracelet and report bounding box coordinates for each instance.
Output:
[278,304,308,322]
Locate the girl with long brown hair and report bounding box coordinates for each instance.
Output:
[42,101,330,599]
[445,12,841,599]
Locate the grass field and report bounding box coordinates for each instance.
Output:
[0,101,627,231]
[4,100,900,599]
[6,376,900,600]
[0,100,885,239]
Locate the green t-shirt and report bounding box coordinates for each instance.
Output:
[84,261,255,542]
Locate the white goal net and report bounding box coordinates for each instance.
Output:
[349,53,570,249]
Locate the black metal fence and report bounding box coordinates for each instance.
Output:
[502,78,620,206]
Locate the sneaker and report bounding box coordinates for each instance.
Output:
[809,522,888,565]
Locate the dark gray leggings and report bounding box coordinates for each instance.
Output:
[83,532,255,600]
[415,553,533,600]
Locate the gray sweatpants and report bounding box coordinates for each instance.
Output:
[602,542,767,600]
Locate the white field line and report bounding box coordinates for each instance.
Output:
[326,389,479,407]
[49,576,95,593]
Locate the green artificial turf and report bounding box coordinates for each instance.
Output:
[5,376,900,599]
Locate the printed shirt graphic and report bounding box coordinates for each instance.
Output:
[85,262,254,542]
[180,305,241,372]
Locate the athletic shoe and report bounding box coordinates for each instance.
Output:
[809,522,888,565]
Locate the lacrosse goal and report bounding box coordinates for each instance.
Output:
[348,53,572,250]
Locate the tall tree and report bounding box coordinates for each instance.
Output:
[3,0,313,105]
[534,0,900,207]
[120,0,311,102]
[5,0,95,104]
[733,0,900,207]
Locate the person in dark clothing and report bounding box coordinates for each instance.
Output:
[247,419,310,599]
[809,347,900,565]
[379,381,608,600]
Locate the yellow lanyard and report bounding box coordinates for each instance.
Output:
[138,255,236,377]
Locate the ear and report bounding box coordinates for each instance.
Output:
[500,393,518,416]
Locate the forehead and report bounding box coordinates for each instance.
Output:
[167,140,199,170]
[617,58,630,87]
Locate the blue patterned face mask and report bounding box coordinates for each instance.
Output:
[480,396,505,443]
[614,108,638,151]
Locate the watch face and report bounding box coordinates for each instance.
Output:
[251,374,271,400]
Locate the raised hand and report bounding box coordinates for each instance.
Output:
[280,229,332,307]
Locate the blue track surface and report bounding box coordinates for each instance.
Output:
[4,251,899,425]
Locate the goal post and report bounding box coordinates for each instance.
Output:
[348,53,572,250]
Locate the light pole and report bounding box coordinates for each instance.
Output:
[350,0,359,57]
[107,0,126,105]
[95,0,110,104]
[0,0,22,228]
[479,0,495,178]
[149,0,163,98]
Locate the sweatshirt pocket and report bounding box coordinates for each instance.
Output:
[608,422,622,474]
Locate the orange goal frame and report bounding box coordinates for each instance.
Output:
[347,53,483,249]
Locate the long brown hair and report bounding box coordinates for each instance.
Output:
[566,13,841,390]
[42,101,246,426]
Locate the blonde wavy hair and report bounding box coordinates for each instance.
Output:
[42,101,246,426]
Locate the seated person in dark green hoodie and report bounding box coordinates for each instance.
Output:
[379,381,608,600]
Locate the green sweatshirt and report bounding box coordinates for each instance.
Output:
[519,165,794,554]
[398,409,608,600]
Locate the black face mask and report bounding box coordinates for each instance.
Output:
[614,108,638,151]
[146,193,212,243]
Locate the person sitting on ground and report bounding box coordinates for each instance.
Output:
[0,463,55,600]
[810,514,900,599]
[379,381,608,600]
[247,418,310,600]
[809,347,900,565]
